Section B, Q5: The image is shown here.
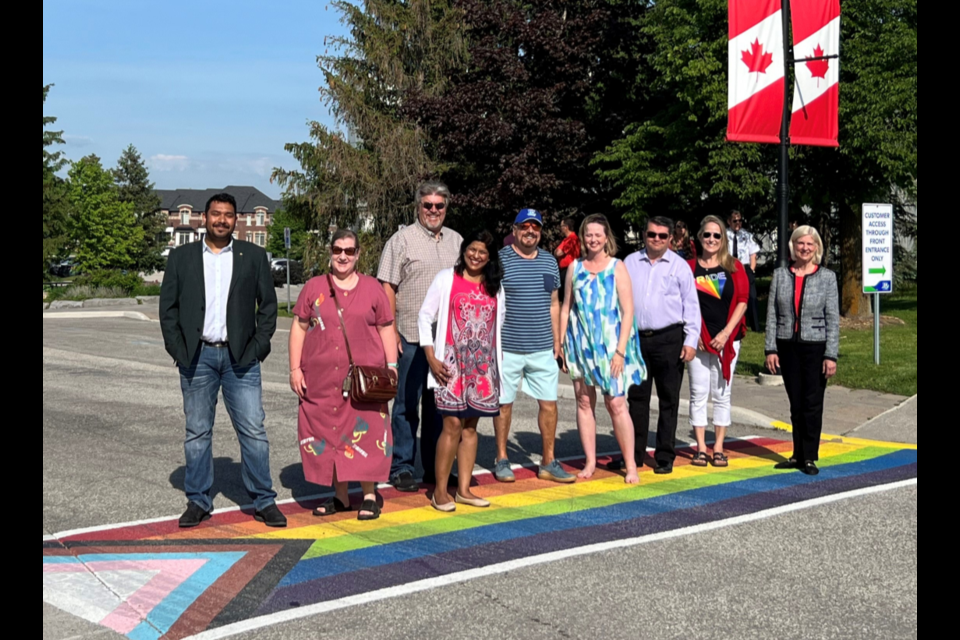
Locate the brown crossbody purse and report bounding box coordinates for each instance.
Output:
[327,275,398,404]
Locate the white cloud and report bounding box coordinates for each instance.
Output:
[149,154,191,172]
[63,135,94,148]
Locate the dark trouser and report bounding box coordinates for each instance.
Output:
[628,326,686,467]
[747,267,761,332]
[559,267,569,303]
[778,341,828,462]
[390,335,443,481]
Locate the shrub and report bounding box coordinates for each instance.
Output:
[58,285,130,301]
[74,270,143,293]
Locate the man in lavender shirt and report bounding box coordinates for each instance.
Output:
[622,217,701,475]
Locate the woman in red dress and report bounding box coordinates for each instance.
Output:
[288,230,399,522]
[419,231,505,512]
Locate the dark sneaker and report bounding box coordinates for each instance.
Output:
[179,503,211,529]
[254,505,288,528]
[654,463,674,476]
[493,459,516,483]
[538,460,576,484]
[392,472,420,493]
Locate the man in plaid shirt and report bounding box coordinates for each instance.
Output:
[378,182,464,493]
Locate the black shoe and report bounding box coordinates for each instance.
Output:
[801,462,820,476]
[392,472,420,493]
[254,505,288,528]
[605,459,625,472]
[775,459,803,470]
[654,463,674,476]
[179,503,212,529]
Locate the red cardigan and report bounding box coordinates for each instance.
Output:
[687,258,750,382]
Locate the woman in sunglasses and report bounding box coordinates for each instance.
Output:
[288,229,400,522]
[687,216,749,468]
[671,221,697,262]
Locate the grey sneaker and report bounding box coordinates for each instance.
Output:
[539,460,577,484]
[494,459,516,483]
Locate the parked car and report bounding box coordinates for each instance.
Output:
[271,259,298,272]
[50,259,80,278]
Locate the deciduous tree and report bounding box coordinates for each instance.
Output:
[67,156,143,273]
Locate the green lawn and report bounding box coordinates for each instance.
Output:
[737,283,918,397]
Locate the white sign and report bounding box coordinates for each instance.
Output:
[862,204,894,294]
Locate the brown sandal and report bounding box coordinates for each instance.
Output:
[692,451,710,467]
[712,452,730,468]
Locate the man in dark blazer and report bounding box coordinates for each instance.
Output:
[160,193,286,528]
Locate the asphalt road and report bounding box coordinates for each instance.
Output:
[42,317,918,640]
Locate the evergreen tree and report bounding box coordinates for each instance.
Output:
[113,145,164,272]
[43,85,70,277]
[274,0,467,275]
[67,155,144,273]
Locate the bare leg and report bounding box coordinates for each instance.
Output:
[434,417,463,506]
[316,468,352,515]
[694,427,709,454]
[457,419,482,500]
[493,405,513,462]
[606,396,639,484]
[574,380,599,479]
[359,482,378,518]
[715,426,728,455]
[538,401,559,465]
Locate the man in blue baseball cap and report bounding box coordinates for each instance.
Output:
[493,209,576,485]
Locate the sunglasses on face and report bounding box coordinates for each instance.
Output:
[647,232,670,241]
[702,233,723,240]
[332,247,359,257]
[517,223,542,232]
[421,202,447,212]
[730,219,743,225]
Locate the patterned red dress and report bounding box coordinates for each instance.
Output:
[293,275,394,486]
[434,274,500,419]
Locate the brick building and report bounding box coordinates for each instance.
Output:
[156,186,280,255]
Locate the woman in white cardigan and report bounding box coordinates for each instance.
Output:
[419,230,506,513]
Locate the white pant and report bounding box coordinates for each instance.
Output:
[689,342,741,428]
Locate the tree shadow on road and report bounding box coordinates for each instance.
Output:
[169,458,255,508]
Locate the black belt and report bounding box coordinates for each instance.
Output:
[637,324,684,339]
[202,341,230,349]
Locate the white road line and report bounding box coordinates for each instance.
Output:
[185,478,917,640]
[42,438,774,542]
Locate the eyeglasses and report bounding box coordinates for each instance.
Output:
[647,232,670,241]
[702,233,724,240]
[517,223,542,231]
[730,219,743,225]
[421,202,447,212]
[332,247,359,257]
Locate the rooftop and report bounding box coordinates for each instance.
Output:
[157,186,280,213]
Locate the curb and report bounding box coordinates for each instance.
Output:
[42,311,153,322]
[549,384,787,431]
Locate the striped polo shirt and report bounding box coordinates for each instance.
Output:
[499,246,561,354]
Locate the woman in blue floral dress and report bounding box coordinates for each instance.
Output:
[561,215,647,484]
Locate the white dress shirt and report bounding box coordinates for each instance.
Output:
[202,240,234,343]
[727,229,760,266]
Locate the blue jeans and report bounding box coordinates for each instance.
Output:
[179,345,277,513]
[390,336,442,481]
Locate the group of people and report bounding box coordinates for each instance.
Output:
[159,185,841,528]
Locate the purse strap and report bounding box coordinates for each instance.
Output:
[327,275,356,367]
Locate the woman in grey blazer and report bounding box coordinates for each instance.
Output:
[765,227,840,476]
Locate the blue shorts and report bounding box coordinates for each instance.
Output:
[499,350,560,405]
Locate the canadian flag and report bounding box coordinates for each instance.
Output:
[790,0,841,147]
[728,0,785,144]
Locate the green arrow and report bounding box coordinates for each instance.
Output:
[869,267,887,276]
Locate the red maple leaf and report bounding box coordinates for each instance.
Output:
[806,45,830,86]
[742,39,775,74]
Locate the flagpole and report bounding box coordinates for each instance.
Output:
[778,0,793,269]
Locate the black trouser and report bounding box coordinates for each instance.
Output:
[746,267,760,332]
[628,326,686,467]
[559,267,569,304]
[778,341,828,462]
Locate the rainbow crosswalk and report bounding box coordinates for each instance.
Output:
[43,435,917,640]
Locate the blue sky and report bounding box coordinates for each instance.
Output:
[43,0,349,199]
